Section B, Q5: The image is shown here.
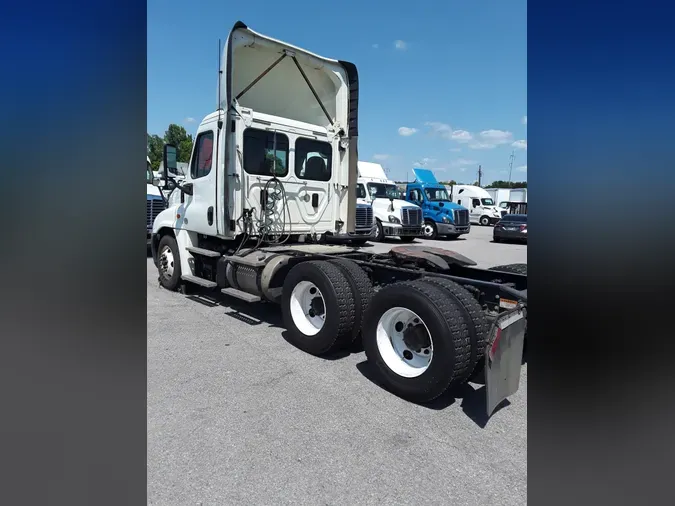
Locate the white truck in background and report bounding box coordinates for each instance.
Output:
[148,21,527,414]
[147,156,165,246]
[485,188,528,217]
[450,185,502,226]
[356,161,423,242]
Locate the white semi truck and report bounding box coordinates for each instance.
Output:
[356,161,423,242]
[450,185,503,226]
[149,22,527,413]
[147,156,165,246]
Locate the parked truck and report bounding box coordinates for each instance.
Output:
[402,168,471,240]
[147,156,165,246]
[450,185,503,226]
[149,22,527,415]
[356,161,423,242]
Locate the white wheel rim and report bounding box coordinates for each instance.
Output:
[424,224,434,237]
[290,281,326,336]
[159,244,175,280]
[376,307,433,378]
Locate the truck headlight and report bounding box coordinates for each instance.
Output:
[441,215,452,223]
[388,215,401,224]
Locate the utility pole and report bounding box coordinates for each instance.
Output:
[508,150,515,183]
[477,164,483,187]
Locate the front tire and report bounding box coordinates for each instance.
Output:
[157,234,181,291]
[422,220,438,240]
[374,220,385,242]
[281,261,356,356]
[362,280,473,403]
[479,215,491,226]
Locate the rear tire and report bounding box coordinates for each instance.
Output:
[328,258,373,343]
[420,277,488,382]
[362,279,472,403]
[281,261,356,356]
[157,234,181,291]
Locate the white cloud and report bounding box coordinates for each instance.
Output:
[398,126,418,136]
[372,43,379,49]
[517,165,527,172]
[451,158,477,168]
[479,129,513,144]
[512,139,527,150]
[521,115,527,125]
[449,148,461,152]
[425,121,453,139]
[372,153,390,161]
[185,117,196,123]
[468,142,497,150]
[394,40,408,50]
[451,129,473,143]
[415,157,436,167]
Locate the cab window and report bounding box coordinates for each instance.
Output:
[243,128,289,177]
[472,198,481,208]
[191,131,214,179]
[356,184,367,199]
[295,138,332,182]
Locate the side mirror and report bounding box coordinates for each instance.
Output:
[163,144,178,184]
[152,177,164,187]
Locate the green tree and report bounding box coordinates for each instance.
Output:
[147,133,164,171]
[164,124,194,163]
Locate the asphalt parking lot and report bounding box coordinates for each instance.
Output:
[147,225,527,505]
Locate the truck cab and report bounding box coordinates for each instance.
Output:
[403,168,470,240]
[356,161,423,242]
[147,156,165,246]
[450,185,502,226]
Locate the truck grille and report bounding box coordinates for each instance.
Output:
[401,207,422,226]
[147,198,165,229]
[355,206,373,228]
[453,209,469,226]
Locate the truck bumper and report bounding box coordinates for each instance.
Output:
[382,223,424,237]
[437,223,470,235]
[329,225,377,242]
[485,306,527,416]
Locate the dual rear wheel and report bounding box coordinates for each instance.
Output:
[281,259,488,403]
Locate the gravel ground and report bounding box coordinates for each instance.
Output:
[147,225,527,505]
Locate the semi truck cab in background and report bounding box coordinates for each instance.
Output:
[452,185,507,225]
[403,168,470,240]
[356,161,423,242]
[147,156,165,246]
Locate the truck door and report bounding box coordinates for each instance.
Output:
[470,197,482,223]
[286,137,334,232]
[180,121,218,236]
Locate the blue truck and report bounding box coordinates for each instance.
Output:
[403,168,471,240]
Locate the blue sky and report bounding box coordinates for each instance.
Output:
[148,0,526,184]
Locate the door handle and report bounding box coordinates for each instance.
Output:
[311,193,319,208]
[207,206,214,226]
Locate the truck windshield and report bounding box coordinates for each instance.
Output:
[481,198,495,206]
[367,183,400,199]
[356,184,367,199]
[424,187,449,201]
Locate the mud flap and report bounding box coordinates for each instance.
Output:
[485,307,527,417]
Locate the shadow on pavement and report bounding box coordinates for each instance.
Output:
[355,360,509,428]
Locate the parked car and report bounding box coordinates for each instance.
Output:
[493,214,527,243]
